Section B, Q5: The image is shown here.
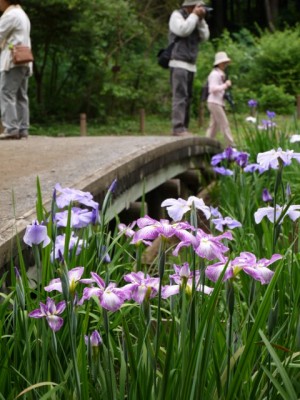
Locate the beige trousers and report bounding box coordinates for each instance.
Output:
[206,102,234,146]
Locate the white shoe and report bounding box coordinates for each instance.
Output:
[0,129,20,140]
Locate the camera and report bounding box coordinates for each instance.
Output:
[203,6,213,15]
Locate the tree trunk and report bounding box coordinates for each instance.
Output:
[211,0,227,37]
[264,0,279,31]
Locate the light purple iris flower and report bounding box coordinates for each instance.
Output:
[44,266,84,293]
[123,271,160,303]
[28,297,66,332]
[54,207,95,228]
[213,167,234,176]
[161,196,211,222]
[51,233,84,261]
[173,228,232,262]
[118,221,136,238]
[85,330,102,347]
[259,120,277,130]
[55,183,99,209]
[210,206,223,218]
[23,220,51,248]
[234,252,282,284]
[132,216,194,245]
[80,272,130,311]
[193,230,233,261]
[257,148,300,170]
[254,204,300,224]
[211,216,242,232]
[205,252,282,284]
[243,163,266,174]
[118,221,152,246]
[290,134,300,143]
[162,263,213,298]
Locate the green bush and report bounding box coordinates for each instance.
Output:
[248,26,300,96]
[257,84,295,114]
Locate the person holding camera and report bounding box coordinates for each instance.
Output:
[169,0,210,136]
[205,51,235,146]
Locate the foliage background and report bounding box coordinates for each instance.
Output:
[22,0,300,124]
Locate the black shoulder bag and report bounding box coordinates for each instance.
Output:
[157,37,180,69]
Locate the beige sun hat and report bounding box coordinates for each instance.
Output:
[182,0,206,6]
[213,51,231,66]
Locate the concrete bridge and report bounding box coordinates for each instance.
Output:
[0,135,221,271]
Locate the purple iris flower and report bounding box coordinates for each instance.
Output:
[23,220,51,248]
[91,208,100,225]
[210,206,223,218]
[118,222,136,238]
[55,183,99,209]
[44,266,85,294]
[173,228,232,262]
[123,271,160,303]
[51,233,84,261]
[193,230,233,261]
[80,272,130,311]
[205,252,282,284]
[54,207,95,228]
[235,152,249,168]
[162,263,213,298]
[211,147,240,166]
[248,99,258,108]
[108,179,117,194]
[85,330,102,347]
[213,167,234,176]
[266,110,276,119]
[254,204,300,224]
[161,196,211,222]
[211,216,242,232]
[243,163,266,174]
[260,120,276,130]
[234,252,282,284]
[132,216,194,245]
[28,297,66,332]
[262,188,273,203]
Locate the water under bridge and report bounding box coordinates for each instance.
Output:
[0,135,222,272]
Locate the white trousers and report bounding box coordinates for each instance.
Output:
[206,102,234,146]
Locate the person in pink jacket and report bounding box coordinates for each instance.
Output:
[205,52,235,146]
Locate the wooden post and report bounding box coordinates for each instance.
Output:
[140,108,145,134]
[297,95,300,119]
[80,113,87,136]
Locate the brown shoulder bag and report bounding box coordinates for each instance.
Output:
[11,45,34,64]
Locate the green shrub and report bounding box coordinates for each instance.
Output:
[248,26,300,96]
[257,84,296,114]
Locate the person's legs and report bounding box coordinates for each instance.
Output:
[16,68,30,134]
[206,102,218,139]
[0,68,27,133]
[206,103,234,146]
[184,71,194,130]
[171,67,190,135]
